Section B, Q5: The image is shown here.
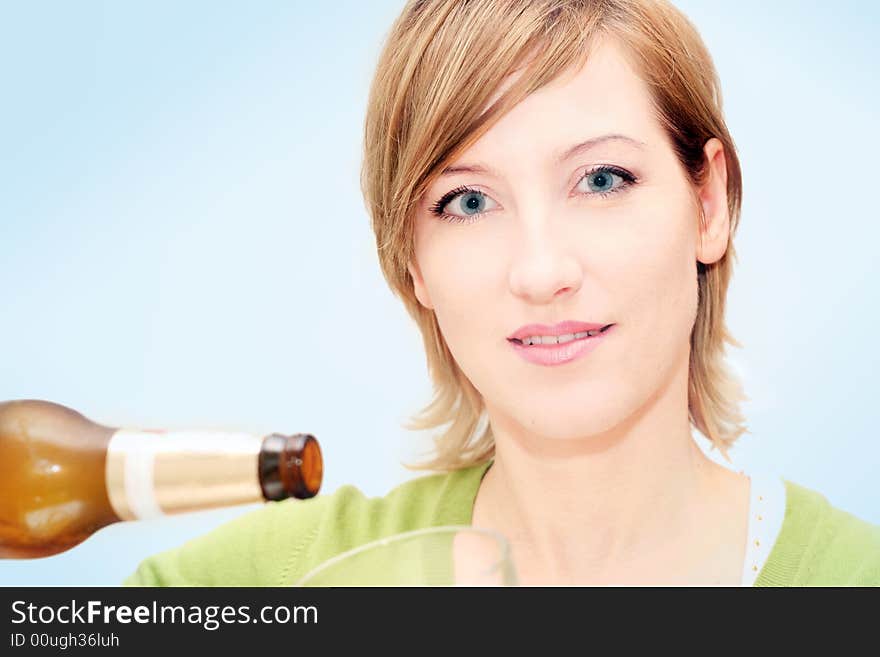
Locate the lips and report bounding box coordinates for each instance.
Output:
[508,323,615,366]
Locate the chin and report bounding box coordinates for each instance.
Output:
[503,391,625,441]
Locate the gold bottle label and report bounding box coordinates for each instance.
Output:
[105,429,264,520]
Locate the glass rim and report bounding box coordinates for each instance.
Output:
[293,524,513,586]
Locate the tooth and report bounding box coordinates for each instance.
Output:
[520,329,611,345]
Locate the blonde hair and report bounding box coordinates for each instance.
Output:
[361,0,749,472]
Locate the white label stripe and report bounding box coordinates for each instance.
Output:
[123,434,164,519]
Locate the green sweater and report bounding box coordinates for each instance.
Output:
[123,460,880,586]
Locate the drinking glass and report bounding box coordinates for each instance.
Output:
[294,525,518,586]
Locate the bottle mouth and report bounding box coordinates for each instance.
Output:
[299,437,323,496]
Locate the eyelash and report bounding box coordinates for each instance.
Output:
[428,165,638,225]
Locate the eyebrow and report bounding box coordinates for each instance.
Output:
[439,134,647,178]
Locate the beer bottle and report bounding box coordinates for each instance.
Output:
[0,399,323,559]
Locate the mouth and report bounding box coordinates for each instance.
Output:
[508,323,614,347]
[507,323,615,367]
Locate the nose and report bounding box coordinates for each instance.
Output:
[507,220,583,305]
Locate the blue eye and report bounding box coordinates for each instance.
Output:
[586,170,615,192]
[455,191,489,216]
[429,185,498,225]
[577,166,636,197]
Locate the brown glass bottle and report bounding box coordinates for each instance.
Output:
[0,399,322,559]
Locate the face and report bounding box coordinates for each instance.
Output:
[408,36,729,443]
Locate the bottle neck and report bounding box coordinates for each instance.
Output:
[105,428,265,521]
[258,433,320,501]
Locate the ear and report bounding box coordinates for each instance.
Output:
[695,137,731,267]
[407,259,434,309]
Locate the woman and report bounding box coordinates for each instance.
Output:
[125,0,880,586]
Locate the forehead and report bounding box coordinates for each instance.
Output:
[455,37,659,169]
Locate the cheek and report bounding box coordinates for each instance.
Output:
[417,227,503,341]
[619,202,699,353]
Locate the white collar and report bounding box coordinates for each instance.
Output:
[739,469,787,586]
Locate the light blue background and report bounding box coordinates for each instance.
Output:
[1,1,877,585]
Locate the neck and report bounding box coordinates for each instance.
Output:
[473,354,746,585]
